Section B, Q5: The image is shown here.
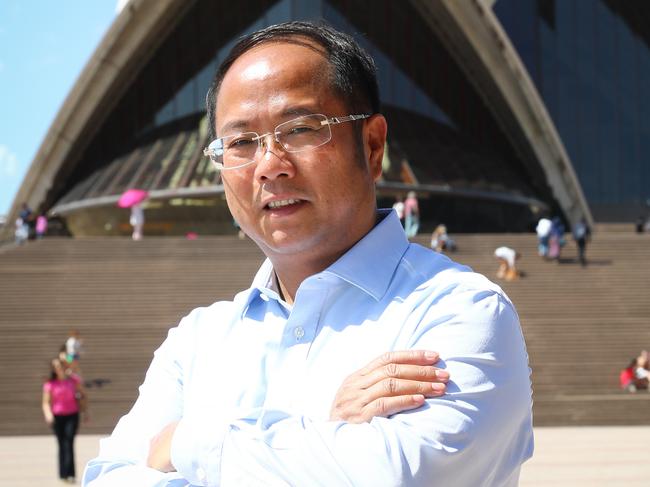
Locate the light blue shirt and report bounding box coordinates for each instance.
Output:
[84,210,533,486]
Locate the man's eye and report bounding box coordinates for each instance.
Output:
[228,137,255,148]
[288,125,317,135]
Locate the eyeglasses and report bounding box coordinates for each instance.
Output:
[203,113,370,171]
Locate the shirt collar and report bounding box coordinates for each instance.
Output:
[243,259,279,309]
[323,209,409,301]
[243,208,409,309]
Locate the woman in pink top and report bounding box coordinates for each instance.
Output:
[35,214,48,238]
[42,358,87,483]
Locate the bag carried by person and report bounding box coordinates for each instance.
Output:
[548,236,560,258]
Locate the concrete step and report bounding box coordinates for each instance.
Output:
[1,230,649,433]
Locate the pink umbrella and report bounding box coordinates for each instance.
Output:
[117,189,149,208]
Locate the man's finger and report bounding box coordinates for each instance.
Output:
[365,394,427,420]
[366,378,446,401]
[358,363,449,389]
[358,350,440,375]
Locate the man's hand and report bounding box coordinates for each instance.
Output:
[330,350,448,423]
[147,421,179,473]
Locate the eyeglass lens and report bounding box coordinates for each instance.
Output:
[209,114,331,169]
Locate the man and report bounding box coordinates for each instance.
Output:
[572,218,591,266]
[84,21,533,486]
[19,202,33,224]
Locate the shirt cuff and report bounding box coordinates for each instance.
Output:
[171,416,229,486]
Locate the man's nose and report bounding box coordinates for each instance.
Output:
[254,133,295,181]
[258,133,285,157]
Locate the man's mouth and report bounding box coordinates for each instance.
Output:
[266,199,302,209]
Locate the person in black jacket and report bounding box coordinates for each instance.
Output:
[573,218,591,266]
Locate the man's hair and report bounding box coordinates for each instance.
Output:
[206,21,380,139]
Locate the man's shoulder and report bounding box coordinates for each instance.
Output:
[398,243,510,305]
[399,243,472,284]
[176,287,254,331]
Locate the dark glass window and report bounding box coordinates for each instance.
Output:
[496,0,650,219]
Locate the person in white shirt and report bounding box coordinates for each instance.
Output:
[130,204,145,241]
[65,329,83,363]
[634,350,650,384]
[494,246,520,281]
[392,196,405,226]
[84,21,533,487]
[14,217,28,245]
[535,217,552,257]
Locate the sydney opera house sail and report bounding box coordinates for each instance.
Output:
[18,0,650,237]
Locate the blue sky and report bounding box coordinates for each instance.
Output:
[0,1,117,216]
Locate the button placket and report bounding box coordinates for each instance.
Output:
[293,326,305,341]
[281,275,330,350]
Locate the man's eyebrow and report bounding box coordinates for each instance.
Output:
[218,106,320,135]
[219,120,251,135]
[281,106,316,117]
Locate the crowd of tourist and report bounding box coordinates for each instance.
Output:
[534,215,592,265]
[13,202,48,244]
[390,199,597,283]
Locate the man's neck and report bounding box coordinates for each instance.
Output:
[271,250,344,305]
[275,273,292,305]
[265,210,382,304]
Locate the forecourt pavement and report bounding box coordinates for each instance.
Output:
[0,426,648,486]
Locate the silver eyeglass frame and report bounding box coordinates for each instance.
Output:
[203,113,371,171]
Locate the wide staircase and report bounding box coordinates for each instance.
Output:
[0,229,648,435]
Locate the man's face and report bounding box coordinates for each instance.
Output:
[214,40,386,263]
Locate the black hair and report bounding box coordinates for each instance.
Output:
[205,20,380,139]
[48,360,58,381]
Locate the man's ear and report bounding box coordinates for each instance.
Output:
[364,114,388,182]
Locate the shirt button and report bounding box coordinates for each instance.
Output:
[294,326,305,340]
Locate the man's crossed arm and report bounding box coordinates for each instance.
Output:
[146,350,448,472]
[84,292,532,487]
